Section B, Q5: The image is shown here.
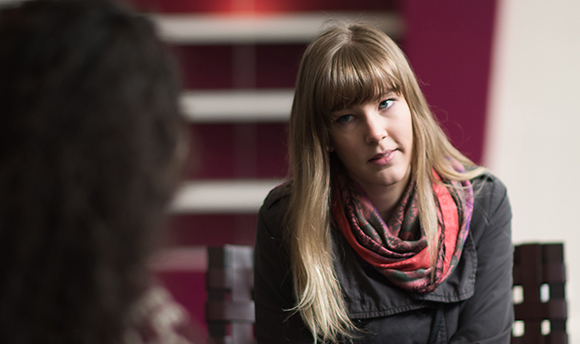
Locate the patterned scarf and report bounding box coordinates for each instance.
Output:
[331,164,473,294]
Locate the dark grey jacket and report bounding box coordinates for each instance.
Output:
[254,174,513,343]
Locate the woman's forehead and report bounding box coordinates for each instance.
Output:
[325,80,400,112]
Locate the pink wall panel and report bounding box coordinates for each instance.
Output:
[402,1,498,164]
[184,124,236,179]
[155,271,208,339]
[185,123,288,180]
[172,46,234,90]
[172,44,305,90]
[168,214,258,246]
[255,122,289,178]
[254,44,304,88]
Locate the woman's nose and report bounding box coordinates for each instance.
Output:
[365,112,387,144]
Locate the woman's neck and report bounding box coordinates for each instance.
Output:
[362,170,412,223]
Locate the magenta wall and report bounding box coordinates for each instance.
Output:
[402,1,498,165]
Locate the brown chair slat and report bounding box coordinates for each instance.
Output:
[207,268,254,291]
[206,300,255,322]
[511,243,568,343]
[546,332,569,344]
[514,299,567,321]
[206,245,256,344]
[543,263,566,284]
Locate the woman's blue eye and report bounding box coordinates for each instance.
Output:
[379,99,395,109]
[336,114,354,124]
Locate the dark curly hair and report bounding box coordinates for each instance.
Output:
[0,0,185,343]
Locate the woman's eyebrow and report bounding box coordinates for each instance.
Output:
[377,89,397,97]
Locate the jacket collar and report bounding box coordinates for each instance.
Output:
[332,228,477,319]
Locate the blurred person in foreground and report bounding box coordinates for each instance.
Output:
[0,0,197,343]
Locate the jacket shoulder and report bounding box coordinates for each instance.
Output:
[472,171,507,195]
[471,172,511,223]
[257,182,292,238]
[261,182,291,210]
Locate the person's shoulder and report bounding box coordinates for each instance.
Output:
[471,171,507,195]
[261,181,292,210]
[470,170,511,227]
[258,181,292,230]
[470,171,508,202]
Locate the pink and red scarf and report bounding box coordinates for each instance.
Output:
[331,164,473,294]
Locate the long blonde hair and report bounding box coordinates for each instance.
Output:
[286,23,484,342]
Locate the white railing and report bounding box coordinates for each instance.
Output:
[152,11,403,45]
[170,179,284,214]
[181,89,293,122]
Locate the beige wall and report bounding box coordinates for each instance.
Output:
[485,0,580,339]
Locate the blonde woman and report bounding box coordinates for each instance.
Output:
[254,23,513,343]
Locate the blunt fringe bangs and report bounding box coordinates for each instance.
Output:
[320,27,404,116]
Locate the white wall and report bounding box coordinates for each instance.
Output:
[485,0,580,340]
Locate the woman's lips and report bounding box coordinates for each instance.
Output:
[368,150,395,165]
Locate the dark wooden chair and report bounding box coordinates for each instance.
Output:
[205,245,256,344]
[511,243,568,344]
[204,243,569,343]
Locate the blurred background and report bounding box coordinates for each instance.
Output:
[3,0,578,340]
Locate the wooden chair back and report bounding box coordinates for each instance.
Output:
[511,243,567,344]
[205,245,255,344]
